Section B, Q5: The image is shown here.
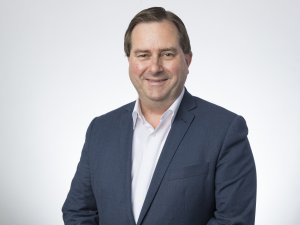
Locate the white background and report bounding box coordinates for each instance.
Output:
[1,0,299,224]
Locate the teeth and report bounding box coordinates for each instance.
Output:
[147,79,166,82]
[146,79,167,85]
[150,80,164,83]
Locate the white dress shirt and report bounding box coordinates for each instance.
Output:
[131,89,185,223]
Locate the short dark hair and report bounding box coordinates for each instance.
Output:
[124,7,191,57]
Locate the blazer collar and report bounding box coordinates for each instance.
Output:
[124,88,196,114]
[121,89,197,225]
[136,89,197,225]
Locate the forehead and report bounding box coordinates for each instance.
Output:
[131,20,180,48]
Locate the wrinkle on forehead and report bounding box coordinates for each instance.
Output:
[130,20,180,53]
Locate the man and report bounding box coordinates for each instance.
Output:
[62,7,256,225]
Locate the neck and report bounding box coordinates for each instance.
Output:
[139,98,174,128]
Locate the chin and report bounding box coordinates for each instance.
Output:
[148,95,170,103]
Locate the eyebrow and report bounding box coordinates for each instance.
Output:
[161,48,177,53]
[133,48,178,54]
[133,49,150,54]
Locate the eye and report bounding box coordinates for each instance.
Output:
[162,51,175,58]
[137,54,147,58]
[136,53,150,59]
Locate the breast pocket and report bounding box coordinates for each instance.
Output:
[167,162,209,181]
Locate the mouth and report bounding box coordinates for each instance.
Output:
[145,78,168,86]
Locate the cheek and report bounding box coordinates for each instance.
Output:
[167,62,188,77]
[177,60,190,75]
[129,62,144,76]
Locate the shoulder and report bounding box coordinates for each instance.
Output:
[193,95,237,118]
[182,91,248,132]
[182,91,238,119]
[81,101,135,142]
[94,101,134,123]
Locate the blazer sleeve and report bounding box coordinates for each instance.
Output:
[62,118,99,225]
[207,116,257,225]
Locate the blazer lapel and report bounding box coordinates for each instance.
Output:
[137,91,196,225]
[119,103,136,225]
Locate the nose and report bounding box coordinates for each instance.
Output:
[149,57,163,75]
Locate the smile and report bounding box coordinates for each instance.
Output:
[145,78,168,86]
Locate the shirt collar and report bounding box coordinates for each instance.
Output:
[132,88,185,129]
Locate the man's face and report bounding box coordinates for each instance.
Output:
[128,20,192,108]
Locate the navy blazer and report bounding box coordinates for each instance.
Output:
[62,90,256,225]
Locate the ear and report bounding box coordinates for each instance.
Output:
[185,52,192,66]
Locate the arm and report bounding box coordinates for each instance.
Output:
[62,119,99,225]
[207,116,257,225]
